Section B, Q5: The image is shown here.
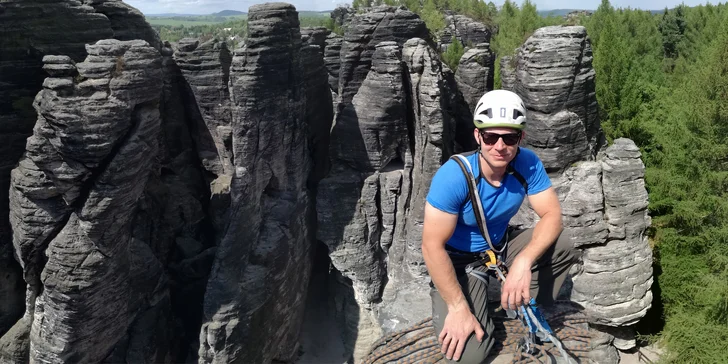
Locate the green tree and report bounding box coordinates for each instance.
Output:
[587,0,615,48]
[658,6,687,59]
[592,13,631,131]
[442,36,465,71]
[420,0,446,34]
[352,0,372,10]
[517,0,539,36]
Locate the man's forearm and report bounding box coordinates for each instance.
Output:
[423,243,468,311]
[517,211,563,265]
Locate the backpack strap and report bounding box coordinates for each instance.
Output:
[507,165,529,194]
[450,154,505,254]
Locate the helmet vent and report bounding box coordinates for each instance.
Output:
[478,108,493,118]
[513,110,524,119]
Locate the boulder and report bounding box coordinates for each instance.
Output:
[513,26,603,171]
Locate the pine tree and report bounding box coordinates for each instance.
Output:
[592,11,631,130]
[442,35,465,71]
[420,0,446,34]
[588,0,615,48]
[658,7,686,59]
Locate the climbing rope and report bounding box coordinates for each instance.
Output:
[362,301,592,364]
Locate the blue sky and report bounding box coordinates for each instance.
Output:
[123,0,713,14]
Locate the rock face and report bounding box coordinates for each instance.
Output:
[337,5,430,106]
[0,1,113,337]
[301,43,335,185]
[0,0,161,340]
[318,42,406,360]
[198,4,317,363]
[499,55,516,91]
[151,41,217,361]
[321,12,439,337]
[317,33,458,361]
[572,139,653,326]
[173,38,234,180]
[440,13,491,51]
[513,26,602,171]
[455,43,495,113]
[330,5,355,29]
[8,39,164,363]
[87,0,162,49]
[301,26,330,51]
[324,34,344,93]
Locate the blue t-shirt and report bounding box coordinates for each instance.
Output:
[426,148,551,252]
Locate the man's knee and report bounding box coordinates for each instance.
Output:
[430,282,496,364]
[554,228,580,264]
[443,335,494,364]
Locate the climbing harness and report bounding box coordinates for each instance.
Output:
[464,253,577,364]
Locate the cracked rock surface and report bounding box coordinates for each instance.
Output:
[198,4,317,363]
[8,39,164,363]
[514,26,603,171]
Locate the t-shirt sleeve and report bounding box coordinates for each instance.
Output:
[519,149,552,195]
[426,159,469,214]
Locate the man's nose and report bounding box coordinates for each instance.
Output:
[494,137,507,150]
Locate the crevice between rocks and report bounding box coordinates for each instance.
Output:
[297,240,347,364]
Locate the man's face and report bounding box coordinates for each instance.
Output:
[473,127,523,168]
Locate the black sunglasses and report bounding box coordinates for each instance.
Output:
[479,131,522,146]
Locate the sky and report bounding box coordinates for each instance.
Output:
[123,0,713,14]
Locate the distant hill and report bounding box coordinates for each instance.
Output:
[538,9,584,17]
[146,13,196,17]
[299,11,330,17]
[213,10,246,16]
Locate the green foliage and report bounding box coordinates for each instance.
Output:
[351,0,372,10]
[586,2,728,361]
[351,0,497,34]
[153,13,330,45]
[420,0,447,34]
[324,17,344,35]
[153,18,247,45]
[658,6,687,59]
[146,14,247,27]
[442,36,465,71]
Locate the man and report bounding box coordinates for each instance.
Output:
[422,90,577,363]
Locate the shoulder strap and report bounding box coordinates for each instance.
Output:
[507,148,528,194]
[450,154,505,253]
[507,165,528,194]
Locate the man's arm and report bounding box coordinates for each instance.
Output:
[501,187,563,310]
[422,203,484,361]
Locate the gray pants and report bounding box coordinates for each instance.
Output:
[431,228,578,364]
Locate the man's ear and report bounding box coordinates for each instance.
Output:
[473,128,481,144]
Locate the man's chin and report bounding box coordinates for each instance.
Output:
[486,159,510,168]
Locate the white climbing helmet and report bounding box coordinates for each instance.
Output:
[472,90,527,130]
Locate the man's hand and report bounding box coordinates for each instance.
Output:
[438,303,484,361]
[501,256,533,310]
